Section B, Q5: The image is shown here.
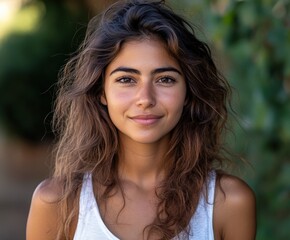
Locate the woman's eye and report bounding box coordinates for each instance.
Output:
[157,76,176,85]
[116,77,135,84]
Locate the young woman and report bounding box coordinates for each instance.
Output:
[26,0,256,239]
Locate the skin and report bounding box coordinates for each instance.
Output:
[101,38,186,184]
[26,39,256,240]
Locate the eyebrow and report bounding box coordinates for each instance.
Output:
[109,66,182,76]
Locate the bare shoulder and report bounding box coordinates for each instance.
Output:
[213,173,256,240]
[26,178,63,240]
[216,174,256,204]
[33,178,63,203]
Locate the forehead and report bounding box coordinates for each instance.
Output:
[106,38,181,72]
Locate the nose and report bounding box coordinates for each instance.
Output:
[135,81,156,109]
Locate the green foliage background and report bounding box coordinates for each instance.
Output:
[0,0,86,141]
[0,0,289,239]
[168,0,290,239]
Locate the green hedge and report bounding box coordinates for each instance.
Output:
[169,0,290,239]
[0,1,86,141]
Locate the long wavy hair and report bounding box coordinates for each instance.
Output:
[52,0,231,239]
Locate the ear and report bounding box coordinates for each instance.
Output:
[100,93,107,105]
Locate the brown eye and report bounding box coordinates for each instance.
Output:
[116,76,135,84]
[157,76,176,85]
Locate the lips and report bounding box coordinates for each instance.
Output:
[129,114,162,125]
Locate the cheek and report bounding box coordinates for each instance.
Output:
[168,91,186,121]
[106,88,132,106]
[162,88,186,108]
[105,90,133,121]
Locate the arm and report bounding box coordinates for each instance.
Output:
[26,179,62,240]
[214,174,257,240]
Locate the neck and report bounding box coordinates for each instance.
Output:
[117,134,169,189]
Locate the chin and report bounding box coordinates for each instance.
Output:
[127,134,170,145]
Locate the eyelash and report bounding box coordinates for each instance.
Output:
[115,75,177,85]
[115,76,135,84]
[157,76,176,85]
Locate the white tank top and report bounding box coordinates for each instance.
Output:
[73,172,216,240]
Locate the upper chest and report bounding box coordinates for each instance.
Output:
[97,184,160,240]
[73,173,218,240]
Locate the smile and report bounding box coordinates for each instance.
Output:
[129,115,162,125]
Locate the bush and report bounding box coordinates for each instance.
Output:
[0,1,86,141]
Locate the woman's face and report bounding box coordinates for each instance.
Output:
[102,38,186,145]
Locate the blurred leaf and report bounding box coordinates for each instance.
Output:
[0,1,87,141]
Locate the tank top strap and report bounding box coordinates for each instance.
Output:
[186,170,216,240]
[204,170,216,223]
[78,172,94,217]
[207,170,216,205]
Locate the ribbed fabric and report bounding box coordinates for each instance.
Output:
[73,172,216,240]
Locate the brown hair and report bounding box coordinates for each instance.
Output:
[53,0,231,239]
